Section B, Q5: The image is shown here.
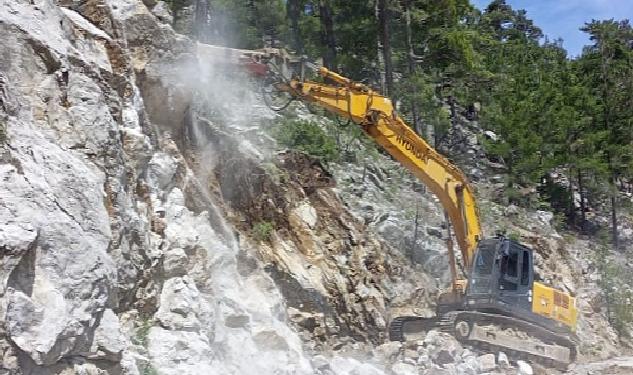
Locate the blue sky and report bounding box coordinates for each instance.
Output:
[471,0,633,57]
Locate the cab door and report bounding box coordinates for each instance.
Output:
[498,242,533,311]
[467,240,500,298]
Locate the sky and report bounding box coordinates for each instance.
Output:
[471,0,633,57]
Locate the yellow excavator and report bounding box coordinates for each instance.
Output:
[229,47,579,367]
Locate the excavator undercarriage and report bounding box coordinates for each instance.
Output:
[391,311,577,369]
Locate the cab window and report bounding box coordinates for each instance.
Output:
[500,250,519,278]
[521,251,531,285]
[474,244,495,276]
[500,244,520,291]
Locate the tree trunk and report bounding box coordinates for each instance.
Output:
[578,169,587,233]
[410,200,420,261]
[403,0,421,135]
[440,94,457,149]
[193,0,209,42]
[374,1,386,92]
[568,166,575,224]
[611,181,619,250]
[247,0,256,25]
[287,0,303,54]
[319,0,337,70]
[600,40,619,250]
[377,0,394,97]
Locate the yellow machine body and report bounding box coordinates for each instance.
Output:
[532,282,578,330]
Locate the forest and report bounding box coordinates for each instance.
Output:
[172,0,633,250]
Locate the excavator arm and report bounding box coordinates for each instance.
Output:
[277,67,482,289]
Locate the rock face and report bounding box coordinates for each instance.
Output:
[0,0,311,374]
[0,0,629,375]
[332,151,450,285]
[1,0,121,370]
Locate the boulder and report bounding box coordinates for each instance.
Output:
[374,341,402,362]
[426,226,444,239]
[424,331,463,365]
[163,248,188,278]
[89,309,127,361]
[434,349,456,366]
[147,152,179,192]
[147,327,215,375]
[329,357,385,375]
[483,130,498,142]
[505,204,520,217]
[293,202,318,229]
[155,277,205,332]
[151,1,174,24]
[391,362,419,375]
[311,355,331,371]
[517,360,533,375]
[478,354,496,372]
[534,211,554,226]
[497,352,510,369]
[252,329,290,351]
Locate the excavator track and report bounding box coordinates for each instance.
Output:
[389,316,437,342]
[390,312,577,370]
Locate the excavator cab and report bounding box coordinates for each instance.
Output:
[466,238,535,315]
[465,237,577,334]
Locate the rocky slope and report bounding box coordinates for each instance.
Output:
[0,1,630,375]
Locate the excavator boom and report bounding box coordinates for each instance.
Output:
[285,68,482,287]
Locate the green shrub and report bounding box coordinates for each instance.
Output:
[271,119,339,163]
[132,319,153,347]
[262,162,288,185]
[252,221,274,242]
[552,212,568,231]
[142,366,159,375]
[595,246,633,339]
[508,231,521,242]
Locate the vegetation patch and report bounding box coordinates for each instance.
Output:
[262,162,288,185]
[142,366,159,375]
[132,318,153,348]
[271,119,339,163]
[252,220,275,242]
[508,231,521,242]
[595,246,633,339]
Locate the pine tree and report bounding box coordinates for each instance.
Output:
[318,0,337,69]
[376,0,394,97]
[579,20,633,249]
[287,0,304,53]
